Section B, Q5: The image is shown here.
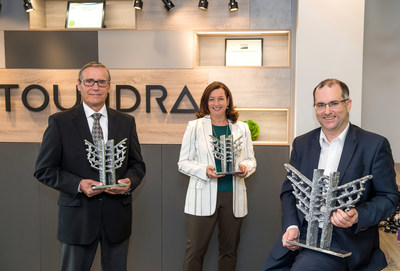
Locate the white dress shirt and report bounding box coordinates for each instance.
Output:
[82,102,109,142]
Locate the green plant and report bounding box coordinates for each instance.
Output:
[243,120,260,141]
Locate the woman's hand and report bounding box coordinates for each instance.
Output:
[206,165,225,178]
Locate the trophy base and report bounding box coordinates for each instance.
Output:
[215,171,244,175]
[286,240,352,258]
[92,183,128,190]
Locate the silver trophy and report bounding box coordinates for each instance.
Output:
[210,133,244,175]
[284,163,371,258]
[84,138,128,189]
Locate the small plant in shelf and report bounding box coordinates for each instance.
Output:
[243,120,260,141]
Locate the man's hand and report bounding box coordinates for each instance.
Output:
[80,179,105,197]
[105,178,131,195]
[331,208,358,228]
[282,227,300,251]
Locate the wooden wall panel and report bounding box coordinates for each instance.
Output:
[0,68,289,144]
[0,31,4,68]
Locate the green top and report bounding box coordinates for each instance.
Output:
[212,124,233,192]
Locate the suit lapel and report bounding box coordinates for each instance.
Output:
[72,104,92,142]
[305,129,321,179]
[337,124,358,183]
[107,108,118,141]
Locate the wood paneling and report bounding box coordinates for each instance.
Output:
[0,68,290,144]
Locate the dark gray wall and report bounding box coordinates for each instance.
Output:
[0,143,288,271]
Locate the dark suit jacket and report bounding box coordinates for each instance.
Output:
[270,124,399,271]
[34,104,146,245]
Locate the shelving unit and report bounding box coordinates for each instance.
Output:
[194,30,290,68]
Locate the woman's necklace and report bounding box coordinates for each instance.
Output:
[212,123,229,138]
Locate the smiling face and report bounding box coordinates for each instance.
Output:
[314,83,352,141]
[77,66,110,112]
[208,88,229,120]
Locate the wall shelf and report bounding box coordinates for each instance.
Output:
[195,30,290,68]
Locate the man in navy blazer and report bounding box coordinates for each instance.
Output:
[34,62,146,271]
[262,79,399,271]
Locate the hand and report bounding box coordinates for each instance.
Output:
[282,227,300,251]
[331,208,358,228]
[80,179,105,197]
[105,178,131,195]
[206,165,225,178]
[234,164,248,177]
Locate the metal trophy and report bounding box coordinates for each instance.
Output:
[284,163,372,258]
[210,133,244,175]
[84,138,128,189]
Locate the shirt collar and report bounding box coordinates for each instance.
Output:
[319,122,350,147]
[82,102,108,119]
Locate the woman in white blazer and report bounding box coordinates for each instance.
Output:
[178,81,256,271]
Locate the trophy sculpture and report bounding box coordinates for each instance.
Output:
[85,138,128,189]
[284,163,372,258]
[210,133,244,175]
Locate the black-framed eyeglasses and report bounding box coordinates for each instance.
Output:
[313,99,349,111]
[81,79,110,87]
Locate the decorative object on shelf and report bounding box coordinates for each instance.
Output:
[65,1,105,29]
[285,163,371,258]
[243,120,260,141]
[23,0,34,12]
[228,0,238,12]
[134,0,143,10]
[162,0,175,12]
[225,38,263,66]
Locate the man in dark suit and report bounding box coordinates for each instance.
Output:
[34,61,146,271]
[262,79,399,271]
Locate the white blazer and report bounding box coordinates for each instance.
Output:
[178,115,256,217]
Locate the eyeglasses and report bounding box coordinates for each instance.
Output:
[81,79,110,87]
[314,99,349,111]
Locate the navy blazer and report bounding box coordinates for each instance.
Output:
[34,104,146,245]
[270,124,399,271]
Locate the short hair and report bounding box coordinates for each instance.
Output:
[313,78,350,102]
[196,81,239,123]
[78,61,111,82]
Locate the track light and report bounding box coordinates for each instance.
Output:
[228,0,238,12]
[198,0,208,10]
[23,0,35,12]
[133,0,143,10]
[162,0,174,12]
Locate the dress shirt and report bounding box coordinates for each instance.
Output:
[82,102,109,142]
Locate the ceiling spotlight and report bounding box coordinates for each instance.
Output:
[133,0,143,10]
[162,0,174,12]
[23,0,35,12]
[198,0,208,10]
[228,0,238,12]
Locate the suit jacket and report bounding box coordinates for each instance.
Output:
[270,124,399,271]
[34,104,146,245]
[178,115,256,217]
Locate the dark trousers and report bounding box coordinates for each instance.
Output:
[183,191,244,271]
[60,221,129,271]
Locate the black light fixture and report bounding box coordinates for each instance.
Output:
[23,0,35,12]
[162,0,174,12]
[198,0,208,10]
[133,0,143,10]
[228,0,238,12]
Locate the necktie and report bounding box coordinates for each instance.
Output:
[92,113,104,144]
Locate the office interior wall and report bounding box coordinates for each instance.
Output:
[362,0,400,162]
[295,0,365,138]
